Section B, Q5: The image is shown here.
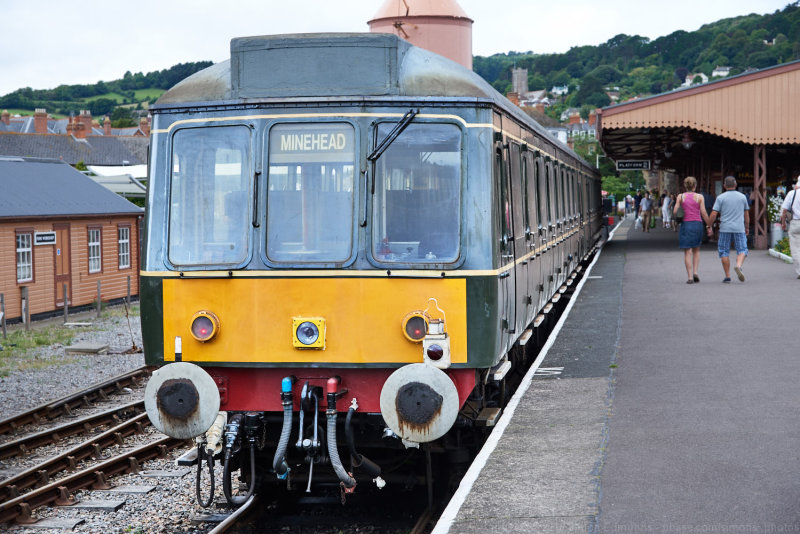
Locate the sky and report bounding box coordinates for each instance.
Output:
[0,0,792,97]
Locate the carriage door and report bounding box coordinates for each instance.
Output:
[53,223,72,307]
[577,174,585,261]
[540,159,555,304]
[495,143,516,352]
[532,155,547,313]
[508,142,527,337]
[522,150,540,328]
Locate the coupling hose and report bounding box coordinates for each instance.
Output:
[223,445,256,506]
[327,412,356,488]
[195,444,215,508]
[273,400,293,478]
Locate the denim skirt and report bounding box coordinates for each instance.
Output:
[679,220,703,249]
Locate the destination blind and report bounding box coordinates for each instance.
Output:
[270,123,354,163]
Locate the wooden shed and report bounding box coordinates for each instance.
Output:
[0,157,143,322]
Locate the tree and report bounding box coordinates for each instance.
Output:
[110,106,135,128]
[89,97,116,116]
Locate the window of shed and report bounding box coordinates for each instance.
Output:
[371,123,461,263]
[118,226,130,269]
[88,228,102,273]
[16,233,33,282]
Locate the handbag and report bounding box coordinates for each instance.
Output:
[675,194,685,222]
[650,213,656,228]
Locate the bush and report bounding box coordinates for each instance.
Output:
[774,236,791,256]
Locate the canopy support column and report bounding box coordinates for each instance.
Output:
[753,144,767,250]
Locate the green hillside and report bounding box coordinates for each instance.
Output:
[474,3,800,120]
[0,61,212,124]
[3,3,798,128]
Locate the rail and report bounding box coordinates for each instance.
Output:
[0,366,150,435]
[0,435,186,524]
[0,400,145,460]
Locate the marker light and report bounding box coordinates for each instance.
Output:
[190,311,220,342]
[426,344,444,361]
[292,317,326,349]
[402,312,428,343]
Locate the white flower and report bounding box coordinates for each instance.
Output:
[767,195,783,223]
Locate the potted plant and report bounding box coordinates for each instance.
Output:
[767,195,784,247]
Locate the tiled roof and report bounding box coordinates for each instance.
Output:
[0,157,143,219]
[0,117,34,133]
[0,133,148,165]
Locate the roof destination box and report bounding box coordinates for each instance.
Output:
[230,33,411,98]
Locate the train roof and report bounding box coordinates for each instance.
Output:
[154,33,595,172]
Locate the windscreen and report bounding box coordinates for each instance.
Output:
[168,126,251,266]
[371,123,461,263]
[266,123,355,263]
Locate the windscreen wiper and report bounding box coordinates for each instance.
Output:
[367,109,418,163]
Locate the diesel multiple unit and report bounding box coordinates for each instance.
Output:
[141,33,603,504]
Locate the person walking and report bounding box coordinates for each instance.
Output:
[670,193,678,232]
[674,177,712,283]
[640,192,652,233]
[661,191,672,228]
[708,175,750,283]
[780,176,800,279]
[634,190,643,218]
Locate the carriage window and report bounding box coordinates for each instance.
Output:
[267,123,355,263]
[168,126,251,266]
[372,123,461,264]
[544,163,552,224]
[521,155,530,237]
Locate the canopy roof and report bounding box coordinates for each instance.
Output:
[598,60,800,161]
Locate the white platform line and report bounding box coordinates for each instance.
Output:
[431,224,617,534]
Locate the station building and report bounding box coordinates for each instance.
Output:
[597,59,800,249]
[0,157,143,323]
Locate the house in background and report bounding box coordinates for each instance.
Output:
[712,66,732,78]
[0,109,149,166]
[0,157,143,323]
[682,72,709,86]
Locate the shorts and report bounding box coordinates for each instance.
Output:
[717,232,748,258]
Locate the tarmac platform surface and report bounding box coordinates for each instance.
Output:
[434,217,800,533]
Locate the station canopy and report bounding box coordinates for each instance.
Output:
[597,60,800,249]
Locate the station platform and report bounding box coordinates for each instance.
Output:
[434,216,800,533]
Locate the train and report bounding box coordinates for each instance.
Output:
[140,32,603,504]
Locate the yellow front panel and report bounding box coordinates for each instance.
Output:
[162,277,467,364]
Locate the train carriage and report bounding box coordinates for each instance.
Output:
[141,33,602,502]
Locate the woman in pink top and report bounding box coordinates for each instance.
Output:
[674,176,712,284]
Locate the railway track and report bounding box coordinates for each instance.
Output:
[0,366,150,436]
[0,366,198,529]
[0,400,145,461]
[0,435,186,524]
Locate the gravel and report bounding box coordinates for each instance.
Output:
[0,305,145,418]
[0,304,222,533]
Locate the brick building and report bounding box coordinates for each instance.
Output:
[1,157,143,322]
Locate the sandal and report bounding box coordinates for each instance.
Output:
[693,274,700,282]
[686,279,694,284]
[722,277,731,283]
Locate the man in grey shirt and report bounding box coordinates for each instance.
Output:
[708,176,750,283]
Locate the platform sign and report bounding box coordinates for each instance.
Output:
[34,231,56,245]
[616,160,651,171]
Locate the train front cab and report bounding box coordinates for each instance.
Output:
[140,106,508,456]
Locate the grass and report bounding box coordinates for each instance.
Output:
[0,303,140,377]
[83,92,128,103]
[133,88,164,100]
[0,327,78,376]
